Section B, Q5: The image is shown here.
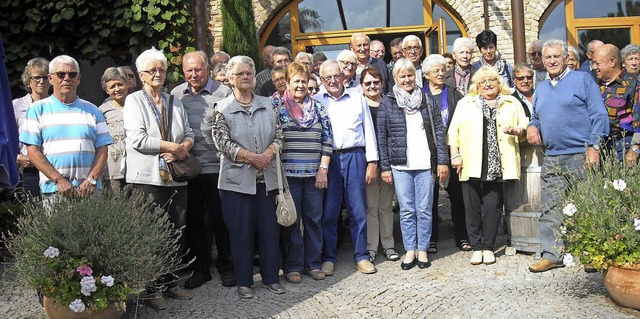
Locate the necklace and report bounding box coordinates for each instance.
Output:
[235,93,253,106]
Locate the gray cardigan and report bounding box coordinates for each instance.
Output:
[123,90,195,186]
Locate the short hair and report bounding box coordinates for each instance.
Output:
[118,66,134,74]
[271,65,287,77]
[513,62,534,75]
[336,49,357,62]
[295,52,313,63]
[183,50,209,68]
[392,58,416,78]
[587,40,605,51]
[49,55,80,73]
[319,60,340,76]
[359,66,382,83]
[422,54,447,75]
[21,57,49,91]
[313,51,327,62]
[226,55,255,79]
[468,65,511,96]
[527,40,543,53]
[100,67,128,91]
[567,45,580,59]
[390,37,403,48]
[135,47,167,73]
[475,30,498,48]
[542,39,568,57]
[285,61,310,82]
[212,63,227,76]
[370,40,384,49]
[210,51,231,67]
[452,37,474,53]
[621,44,640,62]
[270,46,292,63]
[402,35,423,49]
[443,52,453,60]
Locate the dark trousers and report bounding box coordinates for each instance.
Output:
[186,173,233,275]
[283,176,324,272]
[461,180,503,251]
[431,167,468,243]
[22,167,41,198]
[220,184,280,287]
[322,149,369,264]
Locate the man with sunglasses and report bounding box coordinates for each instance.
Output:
[20,55,112,199]
[511,63,534,118]
[527,40,548,87]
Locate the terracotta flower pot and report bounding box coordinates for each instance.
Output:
[43,297,125,319]
[603,264,640,310]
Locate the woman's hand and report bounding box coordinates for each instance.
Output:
[171,143,189,160]
[503,125,524,136]
[247,152,271,171]
[437,164,449,183]
[160,152,178,163]
[381,171,393,184]
[365,162,378,184]
[451,157,463,174]
[315,168,328,189]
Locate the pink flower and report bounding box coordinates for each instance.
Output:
[76,265,93,276]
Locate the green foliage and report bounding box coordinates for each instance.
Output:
[562,151,640,270]
[0,196,25,248]
[3,187,184,311]
[221,0,261,68]
[0,0,195,97]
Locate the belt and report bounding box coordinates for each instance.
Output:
[333,147,364,154]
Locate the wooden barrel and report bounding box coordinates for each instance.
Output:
[503,142,544,253]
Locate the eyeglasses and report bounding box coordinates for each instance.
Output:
[338,60,357,68]
[362,80,381,87]
[273,77,286,83]
[51,72,78,79]
[429,68,446,75]
[142,69,166,76]
[370,49,385,54]
[126,73,136,79]
[233,72,253,78]
[30,76,49,82]
[403,46,422,53]
[320,74,341,82]
[479,78,499,85]
[515,75,533,81]
[529,52,542,57]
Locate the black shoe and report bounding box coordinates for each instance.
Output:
[401,259,416,270]
[264,283,285,294]
[417,260,431,269]
[184,271,212,289]
[220,272,236,287]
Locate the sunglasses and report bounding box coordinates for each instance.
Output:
[308,86,319,92]
[52,72,79,79]
[515,75,533,81]
[529,52,542,57]
[362,80,381,87]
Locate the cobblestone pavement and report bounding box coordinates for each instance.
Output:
[2,191,639,319]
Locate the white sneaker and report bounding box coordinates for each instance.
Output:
[470,251,483,265]
[482,250,496,265]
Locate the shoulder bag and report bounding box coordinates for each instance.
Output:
[274,144,297,227]
[165,95,201,182]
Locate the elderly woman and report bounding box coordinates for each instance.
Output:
[295,52,314,72]
[336,49,361,91]
[278,62,333,283]
[271,65,287,100]
[448,66,529,265]
[566,46,580,71]
[212,63,230,87]
[471,30,514,88]
[362,67,399,263]
[621,44,640,77]
[123,48,195,309]
[377,58,449,270]
[13,57,51,197]
[421,54,469,253]
[212,55,285,299]
[99,67,129,190]
[445,37,476,96]
[308,73,320,96]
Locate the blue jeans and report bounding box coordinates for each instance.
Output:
[322,148,369,263]
[283,176,324,272]
[392,168,434,252]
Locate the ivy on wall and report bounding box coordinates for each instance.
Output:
[0,0,194,97]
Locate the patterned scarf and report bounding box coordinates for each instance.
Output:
[454,65,470,95]
[393,84,422,115]
[480,96,502,181]
[283,89,318,129]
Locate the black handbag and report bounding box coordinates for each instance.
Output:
[165,95,201,182]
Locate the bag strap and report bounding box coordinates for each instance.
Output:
[422,93,438,143]
[274,144,288,193]
[166,95,174,142]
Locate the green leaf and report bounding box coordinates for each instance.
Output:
[78,7,89,17]
[153,22,166,32]
[130,23,144,32]
[99,29,110,37]
[23,21,36,32]
[160,11,173,20]
[129,37,139,46]
[61,8,74,20]
[51,13,62,23]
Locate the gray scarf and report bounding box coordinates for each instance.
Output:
[393,84,422,115]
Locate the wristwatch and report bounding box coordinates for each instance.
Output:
[590,144,600,151]
[632,146,640,155]
[87,177,97,186]
[319,164,329,171]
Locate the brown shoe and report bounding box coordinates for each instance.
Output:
[307,269,326,280]
[529,258,565,273]
[356,260,377,274]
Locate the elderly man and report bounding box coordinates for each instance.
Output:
[369,40,385,60]
[591,44,640,165]
[20,55,112,198]
[396,35,424,88]
[315,60,378,275]
[210,50,230,69]
[578,39,604,79]
[312,51,327,76]
[527,40,609,273]
[350,33,388,92]
[621,44,640,77]
[511,62,534,118]
[445,37,476,95]
[170,51,235,289]
[387,37,404,73]
[336,50,361,91]
[254,45,277,93]
[528,40,548,87]
[255,46,291,96]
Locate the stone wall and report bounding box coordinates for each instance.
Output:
[209,0,556,64]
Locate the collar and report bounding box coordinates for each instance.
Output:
[183,78,215,95]
[550,67,571,82]
[321,87,352,101]
[600,70,624,87]
[228,93,265,113]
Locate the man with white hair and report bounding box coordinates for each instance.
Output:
[369,40,385,60]
[578,39,604,80]
[295,52,314,72]
[336,50,361,91]
[445,37,477,95]
[527,39,548,87]
[389,35,425,90]
[350,33,389,92]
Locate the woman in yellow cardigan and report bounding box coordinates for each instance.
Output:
[447,66,529,265]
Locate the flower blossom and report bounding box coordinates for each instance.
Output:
[634,218,640,231]
[43,246,59,258]
[80,276,97,296]
[76,265,93,276]
[69,299,86,313]
[563,254,575,267]
[563,203,577,217]
[612,179,627,191]
[101,275,114,287]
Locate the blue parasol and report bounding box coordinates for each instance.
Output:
[0,32,19,188]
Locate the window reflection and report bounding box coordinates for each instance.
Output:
[574,0,640,18]
[265,11,292,50]
[578,28,630,62]
[539,3,566,41]
[433,3,462,52]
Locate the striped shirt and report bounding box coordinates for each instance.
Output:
[254,68,272,94]
[20,96,113,193]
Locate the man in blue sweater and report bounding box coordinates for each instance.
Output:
[526,39,609,273]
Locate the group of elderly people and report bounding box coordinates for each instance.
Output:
[13,29,640,307]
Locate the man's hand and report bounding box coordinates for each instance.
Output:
[586,147,600,168]
[55,177,76,197]
[77,179,96,198]
[526,126,542,144]
[315,168,328,189]
[16,154,32,168]
[365,162,378,184]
